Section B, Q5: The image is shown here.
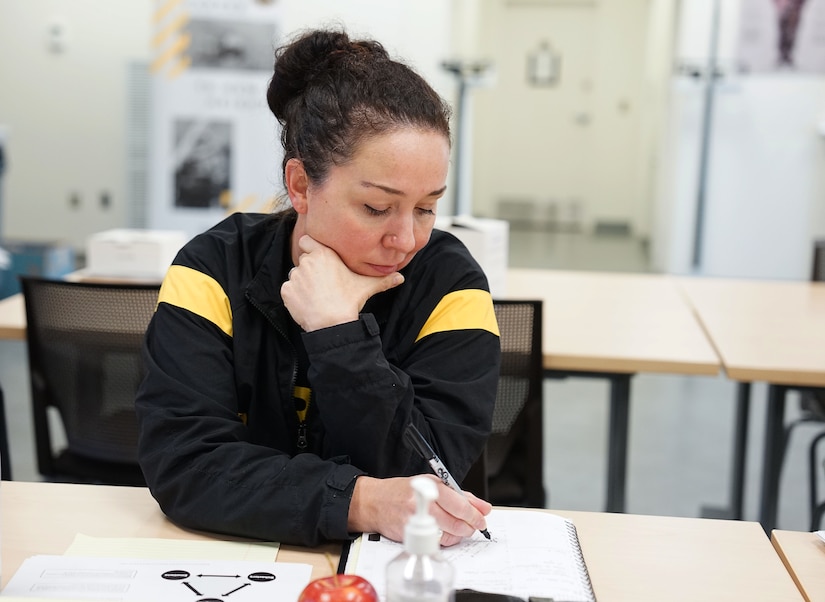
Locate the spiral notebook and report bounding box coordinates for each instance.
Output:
[343,509,596,602]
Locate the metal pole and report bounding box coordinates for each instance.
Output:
[441,61,490,218]
[454,76,469,217]
[692,0,721,270]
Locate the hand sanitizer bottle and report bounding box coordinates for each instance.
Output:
[386,477,454,602]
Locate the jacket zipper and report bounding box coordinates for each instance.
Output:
[296,421,308,450]
[246,294,304,451]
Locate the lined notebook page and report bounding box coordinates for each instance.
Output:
[346,509,596,602]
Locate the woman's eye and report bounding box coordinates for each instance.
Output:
[417,207,435,216]
[364,205,389,216]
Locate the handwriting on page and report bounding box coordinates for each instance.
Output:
[440,514,585,598]
[349,509,594,602]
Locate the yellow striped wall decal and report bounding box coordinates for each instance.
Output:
[151,0,190,78]
[152,10,188,49]
[153,0,184,24]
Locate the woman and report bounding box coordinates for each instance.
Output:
[135,28,501,547]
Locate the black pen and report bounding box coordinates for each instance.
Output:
[404,423,492,540]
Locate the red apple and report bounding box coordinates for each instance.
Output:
[298,573,378,602]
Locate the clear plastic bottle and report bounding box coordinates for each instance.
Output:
[386,477,454,602]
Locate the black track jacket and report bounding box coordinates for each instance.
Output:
[135,211,501,546]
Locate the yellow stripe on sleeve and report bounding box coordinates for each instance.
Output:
[415,289,500,343]
[158,265,233,337]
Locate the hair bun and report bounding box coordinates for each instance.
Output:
[267,29,388,121]
[267,27,450,189]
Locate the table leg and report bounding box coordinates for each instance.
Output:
[759,384,788,532]
[606,374,631,513]
[0,384,10,480]
[729,382,751,519]
[545,370,633,514]
[701,381,750,520]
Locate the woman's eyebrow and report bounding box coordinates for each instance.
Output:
[360,180,447,198]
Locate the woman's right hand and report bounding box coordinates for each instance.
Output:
[347,475,491,547]
[281,235,404,332]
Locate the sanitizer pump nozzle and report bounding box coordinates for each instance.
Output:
[386,477,454,601]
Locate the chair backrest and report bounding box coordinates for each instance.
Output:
[463,299,545,507]
[20,277,159,482]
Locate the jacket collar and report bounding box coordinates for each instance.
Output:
[245,211,296,326]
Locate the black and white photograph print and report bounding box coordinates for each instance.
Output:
[737,0,825,72]
[186,18,277,71]
[173,118,232,209]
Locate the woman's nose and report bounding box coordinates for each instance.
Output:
[384,216,416,253]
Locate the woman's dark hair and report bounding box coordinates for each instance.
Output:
[267,28,451,188]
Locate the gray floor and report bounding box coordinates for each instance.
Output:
[0,228,819,532]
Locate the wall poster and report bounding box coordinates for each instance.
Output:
[737,0,825,72]
[149,0,283,238]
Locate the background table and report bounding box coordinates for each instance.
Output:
[772,530,825,601]
[679,277,825,531]
[0,269,733,517]
[506,268,720,513]
[0,294,23,341]
[0,481,804,601]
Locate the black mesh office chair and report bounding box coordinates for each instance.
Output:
[780,239,825,529]
[20,276,160,486]
[463,299,545,508]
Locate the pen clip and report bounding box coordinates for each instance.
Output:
[404,423,437,461]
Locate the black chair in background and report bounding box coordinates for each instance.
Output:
[463,299,545,508]
[780,239,825,529]
[20,277,160,486]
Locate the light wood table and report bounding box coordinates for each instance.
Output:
[0,481,804,601]
[772,530,825,602]
[507,269,720,375]
[0,293,24,341]
[678,278,825,385]
[0,269,726,516]
[0,480,339,591]
[554,509,803,602]
[506,269,720,513]
[678,277,825,532]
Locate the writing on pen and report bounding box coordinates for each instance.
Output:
[403,423,492,540]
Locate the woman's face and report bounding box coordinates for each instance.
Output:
[290,128,450,277]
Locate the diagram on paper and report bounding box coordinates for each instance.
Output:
[2,556,312,601]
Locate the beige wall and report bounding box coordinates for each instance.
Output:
[0,0,152,247]
[470,0,676,238]
[0,0,456,249]
[0,0,675,248]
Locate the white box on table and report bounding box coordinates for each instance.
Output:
[435,216,509,299]
[85,229,188,279]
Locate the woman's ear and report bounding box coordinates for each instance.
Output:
[285,158,309,214]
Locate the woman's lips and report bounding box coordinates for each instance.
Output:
[368,263,400,276]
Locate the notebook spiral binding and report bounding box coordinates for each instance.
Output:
[564,520,597,602]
